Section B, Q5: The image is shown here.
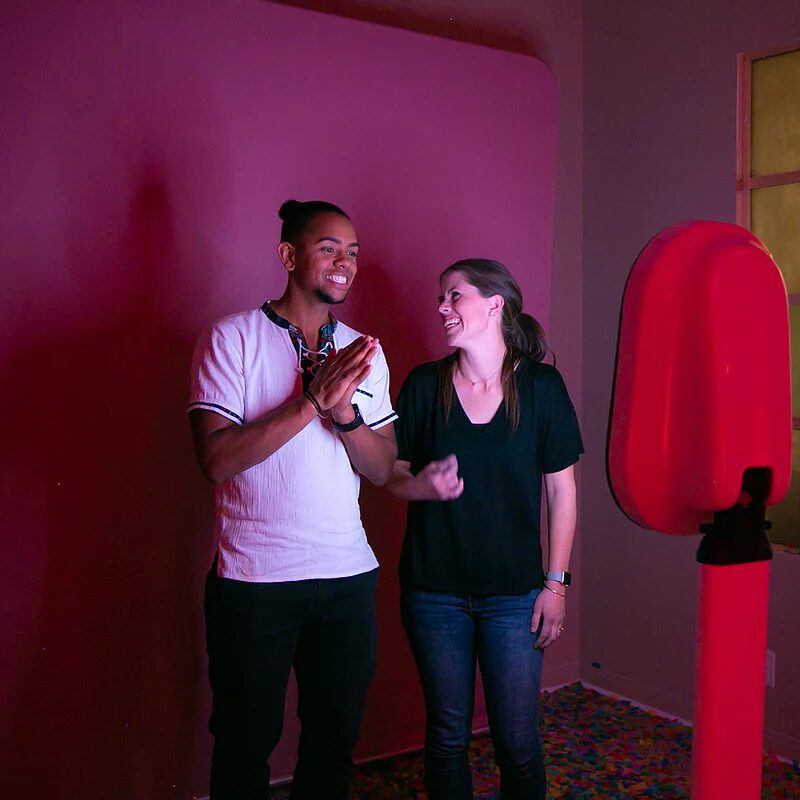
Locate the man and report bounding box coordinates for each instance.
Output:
[188,199,397,799]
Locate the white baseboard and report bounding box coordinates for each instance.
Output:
[581,679,800,763]
[580,680,694,727]
[578,666,694,721]
[764,727,800,764]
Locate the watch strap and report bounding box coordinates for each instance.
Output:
[545,570,572,587]
[332,404,364,433]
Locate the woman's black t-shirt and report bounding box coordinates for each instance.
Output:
[394,357,583,595]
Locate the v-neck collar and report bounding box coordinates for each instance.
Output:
[451,358,525,427]
[452,386,504,428]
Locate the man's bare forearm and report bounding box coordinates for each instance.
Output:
[337,424,397,486]
[191,396,317,484]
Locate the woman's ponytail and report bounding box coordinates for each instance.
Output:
[511,312,548,362]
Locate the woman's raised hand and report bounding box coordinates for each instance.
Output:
[417,454,464,501]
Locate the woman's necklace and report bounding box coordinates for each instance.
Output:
[457,361,504,386]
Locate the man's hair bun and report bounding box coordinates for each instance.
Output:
[278,199,303,221]
[278,199,350,244]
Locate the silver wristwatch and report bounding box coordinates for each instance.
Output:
[545,570,572,587]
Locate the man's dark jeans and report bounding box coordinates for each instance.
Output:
[205,565,378,800]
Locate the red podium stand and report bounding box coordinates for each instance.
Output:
[608,221,791,800]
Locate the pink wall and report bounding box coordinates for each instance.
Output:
[0,2,559,796]
[276,0,587,702]
[582,0,800,760]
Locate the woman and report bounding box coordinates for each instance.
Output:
[388,259,583,799]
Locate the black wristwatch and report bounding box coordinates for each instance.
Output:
[331,404,365,433]
[545,570,572,587]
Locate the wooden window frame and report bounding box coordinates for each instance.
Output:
[737,40,800,431]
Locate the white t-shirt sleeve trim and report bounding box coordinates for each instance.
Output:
[368,411,398,430]
[187,320,246,424]
[362,345,397,430]
[187,400,243,425]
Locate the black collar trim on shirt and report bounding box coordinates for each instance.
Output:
[261,301,338,391]
[261,301,338,338]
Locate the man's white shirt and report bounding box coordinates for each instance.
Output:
[189,307,396,582]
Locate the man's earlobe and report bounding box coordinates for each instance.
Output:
[277,241,296,271]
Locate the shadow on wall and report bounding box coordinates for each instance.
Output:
[273,0,540,55]
[1,170,214,799]
[345,258,433,756]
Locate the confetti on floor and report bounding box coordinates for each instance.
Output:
[272,682,800,798]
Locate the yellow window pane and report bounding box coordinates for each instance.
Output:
[751,48,800,176]
[751,183,800,293]
[766,429,800,548]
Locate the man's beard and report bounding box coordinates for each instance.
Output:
[315,287,347,305]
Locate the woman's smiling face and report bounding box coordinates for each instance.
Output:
[438,270,500,347]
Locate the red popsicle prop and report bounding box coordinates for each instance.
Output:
[608,221,791,800]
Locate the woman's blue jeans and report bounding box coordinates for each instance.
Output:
[402,588,546,800]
